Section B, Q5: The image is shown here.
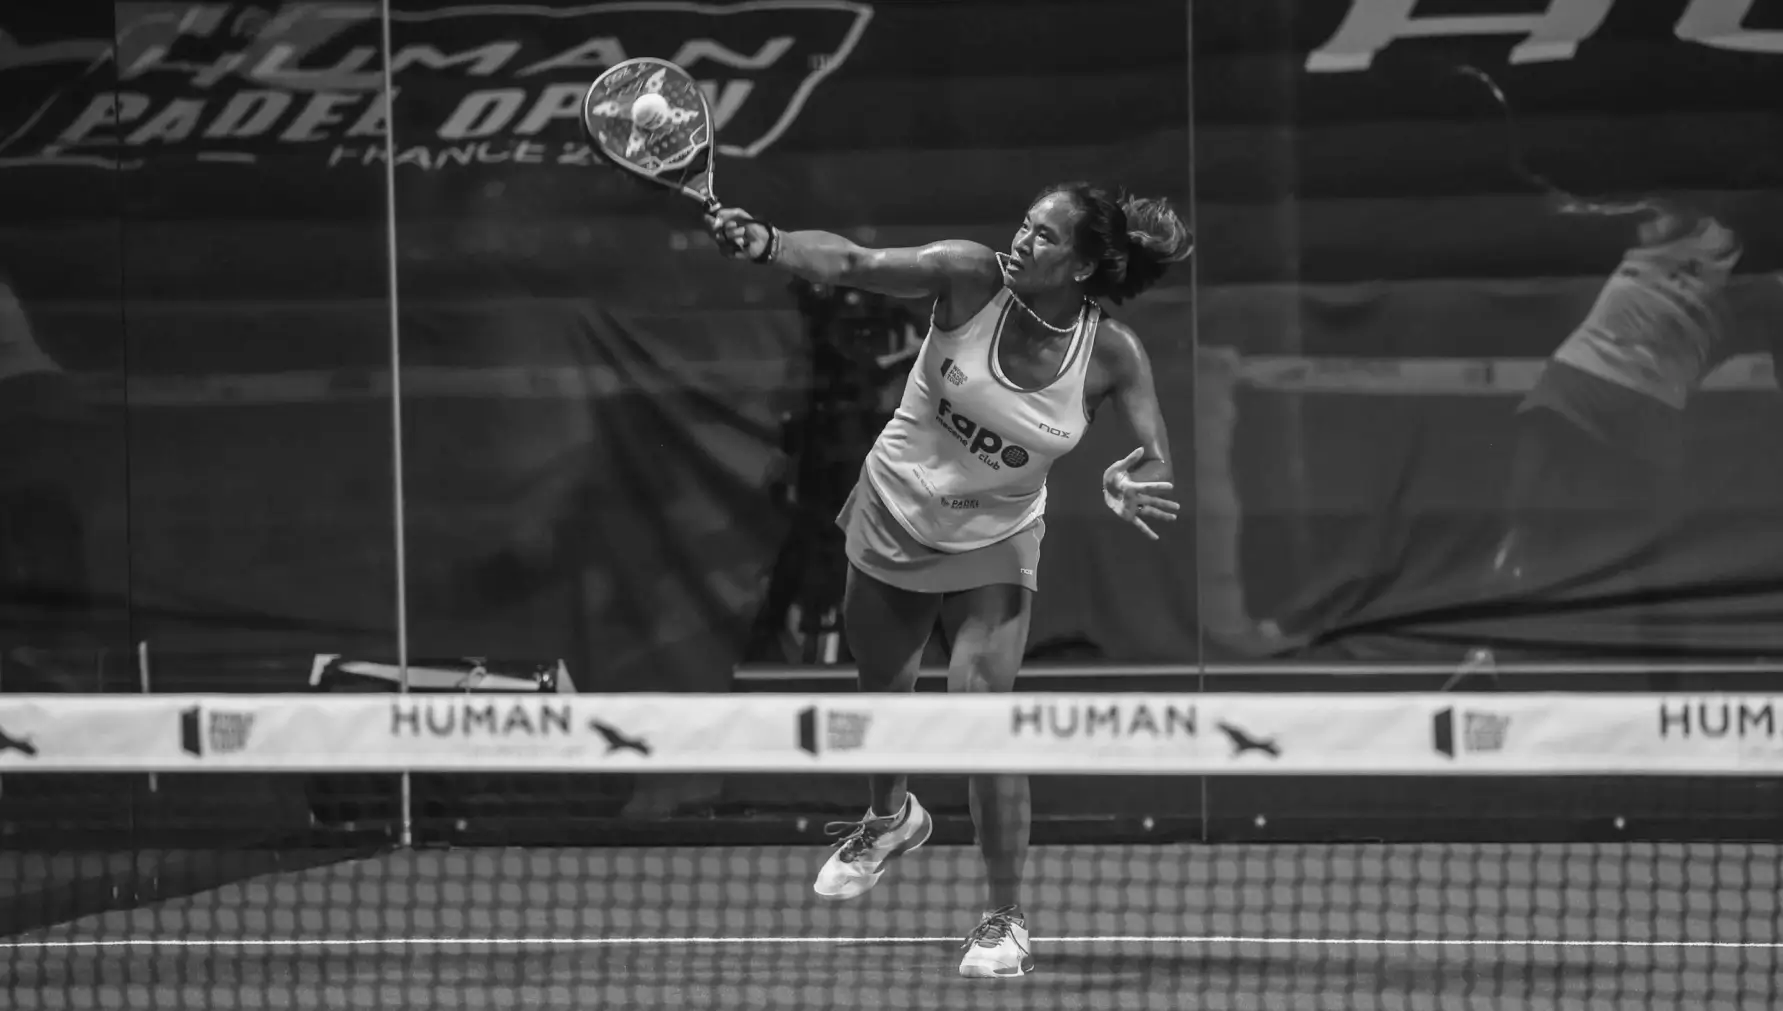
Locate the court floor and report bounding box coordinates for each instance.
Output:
[3,843,1779,1009]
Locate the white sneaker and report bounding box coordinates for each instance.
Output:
[958,906,1034,978]
[812,794,932,901]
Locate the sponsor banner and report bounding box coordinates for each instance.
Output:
[0,0,1194,180]
[5,693,1783,774]
[0,1,875,173]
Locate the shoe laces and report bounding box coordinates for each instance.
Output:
[962,906,1023,949]
[822,814,889,864]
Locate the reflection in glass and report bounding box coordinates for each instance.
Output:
[1204,0,1783,672]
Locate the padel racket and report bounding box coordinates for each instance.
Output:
[1453,64,1654,219]
[582,58,717,206]
[582,57,761,254]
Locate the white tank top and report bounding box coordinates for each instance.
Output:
[866,289,1100,552]
[1553,218,1743,409]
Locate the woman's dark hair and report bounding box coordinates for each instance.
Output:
[1037,182,1193,304]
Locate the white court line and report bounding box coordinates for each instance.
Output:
[8,936,1782,951]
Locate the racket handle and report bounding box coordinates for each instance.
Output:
[705,201,777,262]
[704,200,755,260]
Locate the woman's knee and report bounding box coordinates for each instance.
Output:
[942,584,1031,694]
[951,647,1020,694]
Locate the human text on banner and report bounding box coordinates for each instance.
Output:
[3,694,1783,774]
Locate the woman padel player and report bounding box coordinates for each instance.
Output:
[1490,200,1744,593]
[707,183,1189,978]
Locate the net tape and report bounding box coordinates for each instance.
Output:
[1,692,1780,774]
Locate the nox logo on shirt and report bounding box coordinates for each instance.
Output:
[937,398,1030,470]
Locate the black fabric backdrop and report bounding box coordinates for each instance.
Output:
[1,0,1782,689]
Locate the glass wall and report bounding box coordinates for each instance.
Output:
[5,0,1782,797]
[0,2,403,833]
[8,3,1783,987]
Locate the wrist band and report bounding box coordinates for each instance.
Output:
[752,225,781,265]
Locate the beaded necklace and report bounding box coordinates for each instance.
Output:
[995,253,1088,334]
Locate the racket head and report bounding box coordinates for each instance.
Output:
[583,58,719,209]
[1450,63,1659,220]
